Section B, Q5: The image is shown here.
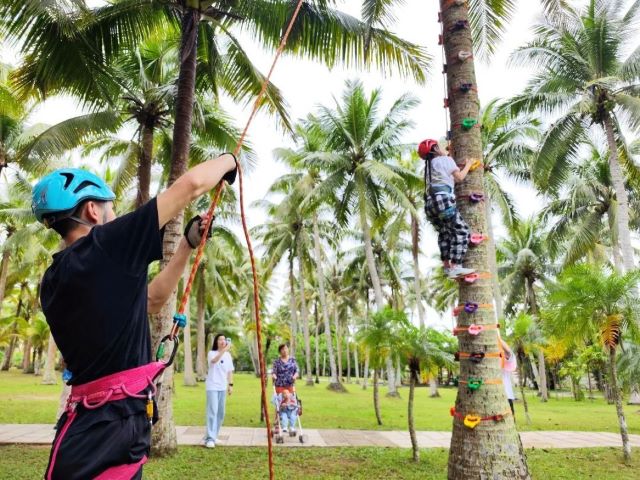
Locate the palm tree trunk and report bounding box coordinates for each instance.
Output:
[409,367,419,462]
[0,245,10,309]
[518,350,532,424]
[526,279,548,402]
[411,214,426,328]
[608,346,631,463]
[441,1,531,477]
[604,115,634,272]
[363,352,370,390]
[314,306,320,384]
[41,333,58,385]
[195,273,206,381]
[288,258,298,358]
[373,368,382,425]
[358,189,384,308]
[354,342,360,384]
[429,374,440,398]
[334,307,343,383]
[182,270,196,387]
[485,196,503,320]
[312,213,341,389]
[385,356,398,397]
[2,284,24,371]
[151,6,200,456]
[136,122,154,208]
[346,335,351,383]
[395,357,402,388]
[297,253,314,386]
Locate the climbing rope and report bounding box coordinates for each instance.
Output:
[158,2,306,479]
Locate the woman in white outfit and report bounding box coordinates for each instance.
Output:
[204,334,234,448]
[499,335,517,417]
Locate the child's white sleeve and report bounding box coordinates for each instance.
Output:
[447,156,459,173]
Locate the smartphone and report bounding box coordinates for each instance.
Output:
[226,339,232,347]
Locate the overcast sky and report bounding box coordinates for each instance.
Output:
[2,1,552,328]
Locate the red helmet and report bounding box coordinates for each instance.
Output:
[418,139,439,160]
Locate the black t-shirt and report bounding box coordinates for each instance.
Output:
[41,198,164,387]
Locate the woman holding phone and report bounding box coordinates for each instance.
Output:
[204,334,234,448]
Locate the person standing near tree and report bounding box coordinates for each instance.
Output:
[204,334,235,448]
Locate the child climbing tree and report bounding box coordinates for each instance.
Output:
[438,0,531,478]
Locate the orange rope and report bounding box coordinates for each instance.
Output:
[169,2,306,478]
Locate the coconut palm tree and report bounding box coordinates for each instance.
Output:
[498,218,553,402]
[437,0,531,472]
[272,123,345,391]
[545,263,640,462]
[399,324,452,462]
[309,79,419,313]
[357,306,405,426]
[510,0,640,274]
[480,99,539,319]
[541,140,640,269]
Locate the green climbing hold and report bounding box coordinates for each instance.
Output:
[467,378,484,391]
[156,343,165,360]
[461,118,478,130]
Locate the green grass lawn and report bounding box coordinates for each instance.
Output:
[2,370,640,434]
[1,445,639,479]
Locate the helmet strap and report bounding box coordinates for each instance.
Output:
[68,216,96,228]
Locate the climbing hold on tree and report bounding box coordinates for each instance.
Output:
[464,414,482,429]
[450,20,470,31]
[457,51,473,62]
[438,34,444,45]
[459,83,475,93]
[442,0,468,11]
[450,406,457,417]
[468,192,484,202]
[461,118,478,130]
[469,233,489,246]
[453,323,499,335]
[464,302,479,313]
[446,130,453,140]
[469,352,485,363]
[466,378,484,391]
[444,98,450,108]
[442,64,448,74]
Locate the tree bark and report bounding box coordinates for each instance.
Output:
[195,273,206,381]
[297,253,314,386]
[335,307,343,383]
[609,347,631,463]
[362,352,370,390]
[359,188,384,308]
[429,374,440,398]
[485,196,503,320]
[288,258,298,358]
[0,245,10,309]
[314,305,320,384]
[373,368,382,425]
[385,356,399,397]
[527,279,548,402]
[604,114,634,272]
[312,213,341,389]
[2,284,24,371]
[441,1,531,477]
[41,333,58,385]
[151,5,200,456]
[346,334,351,383]
[136,122,154,208]
[411,214,426,328]
[354,341,360,384]
[409,367,419,462]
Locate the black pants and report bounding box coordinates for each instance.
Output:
[508,399,515,416]
[45,411,150,480]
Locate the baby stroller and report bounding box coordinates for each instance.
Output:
[270,386,308,444]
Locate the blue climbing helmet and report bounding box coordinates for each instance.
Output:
[32,168,116,227]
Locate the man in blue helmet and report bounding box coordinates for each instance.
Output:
[33,154,237,480]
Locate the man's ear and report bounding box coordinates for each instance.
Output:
[82,201,101,225]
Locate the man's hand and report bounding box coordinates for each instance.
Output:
[184,214,214,249]
[227,385,233,396]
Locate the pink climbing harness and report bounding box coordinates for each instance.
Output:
[46,361,167,480]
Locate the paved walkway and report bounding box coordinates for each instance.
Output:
[1,424,640,449]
